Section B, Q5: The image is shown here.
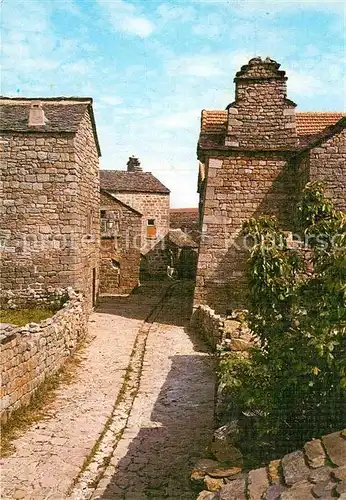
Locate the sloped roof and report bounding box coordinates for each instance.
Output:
[297,116,346,153]
[296,112,345,135]
[170,208,199,214]
[200,110,346,138]
[100,189,142,216]
[100,170,170,194]
[168,229,198,248]
[0,97,101,156]
[201,110,228,135]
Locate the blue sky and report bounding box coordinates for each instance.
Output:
[1,0,345,207]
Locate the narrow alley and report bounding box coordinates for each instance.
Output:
[1,282,215,500]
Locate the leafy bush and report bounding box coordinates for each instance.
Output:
[220,182,346,460]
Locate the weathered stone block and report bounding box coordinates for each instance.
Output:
[282,450,310,486]
[322,431,346,466]
[248,467,269,500]
[304,439,326,468]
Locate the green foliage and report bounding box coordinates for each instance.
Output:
[221,182,346,459]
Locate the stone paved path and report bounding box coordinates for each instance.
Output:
[1,283,169,500]
[91,282,215,499]
[1,282,215,500]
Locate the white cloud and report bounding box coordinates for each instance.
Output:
[64,61,91,75]
[155,110,201,130]
[99,96,124,106]
[192,13,226,38]
[97,0,155,38]
[157,3,196,23]
[204,0,345,16]
[287,69,326,95]
[166,55,224,77]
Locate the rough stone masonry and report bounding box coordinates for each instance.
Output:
[0,98,101,310]
[194,57,346,314]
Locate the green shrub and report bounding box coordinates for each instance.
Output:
[221,182,346,460]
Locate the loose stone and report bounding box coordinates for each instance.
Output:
[304,439,326,468]
[247,467,270,500]
[322,431,346,467]
[204,475,224,492]
[219,476,246,499]
[333,465,346,481]
[206,466,242,478]
[281,450,310,486]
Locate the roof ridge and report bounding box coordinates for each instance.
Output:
[101,189,143,216]
[100,169,153,173]
[296,111,345,115]
[0,96,93,102]
[202,109,345,114]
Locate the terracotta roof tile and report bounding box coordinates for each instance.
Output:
[201,110,227,135]
[296,112,345,135]
[100,170,170,194]
[200,110,345,137]
[199,109,345,150]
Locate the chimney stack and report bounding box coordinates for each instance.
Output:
[28,101,46,126]
[127,156,142,172]
[225,57,297,149]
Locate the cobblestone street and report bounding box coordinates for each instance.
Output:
[1,282,215,500]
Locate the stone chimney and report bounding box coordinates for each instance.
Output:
[28,101,46,126]
[127,156,143,172]
[225,57,297,150]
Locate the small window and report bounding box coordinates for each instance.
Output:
[147,219,156,239]
[100,210,106,218]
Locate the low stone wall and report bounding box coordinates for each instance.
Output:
[191,305,256,352]
[0,285,68,310]
[191,305,225,349]
[196,428,346,499]
[0,289,88,424]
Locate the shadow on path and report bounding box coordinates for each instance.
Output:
[98,282,215,500]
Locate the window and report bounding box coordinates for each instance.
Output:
[100,210,106,218]
[146,219,157,239]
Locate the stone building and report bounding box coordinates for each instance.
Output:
[99,190,141,295]
[167,229,198,279]
[170,207,200,243]
[194,57,346,313]
[100,157,170,277]
[0,97,101,309]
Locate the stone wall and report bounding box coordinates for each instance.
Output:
[191,305,225,349]
[304,127,346,212]
[194,58,345,315]
[99,192,141,295]
[170,208,200,242]
[115,192,170,255]
[196,428,346,499]
[226,57,297,150]
[0,289,88,424]
[0,109,100,311]
[194,152,297,313]
[72,111,100,308]
[0,286,68,310]
[191,305,256,353]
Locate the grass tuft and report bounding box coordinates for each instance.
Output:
[0,340,87,457]
[0,308,57,327]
